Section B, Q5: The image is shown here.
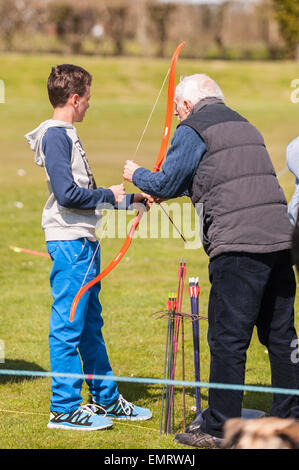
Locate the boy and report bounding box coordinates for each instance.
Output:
[25,64,152,431]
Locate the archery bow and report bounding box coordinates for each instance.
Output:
[70,41,185,322]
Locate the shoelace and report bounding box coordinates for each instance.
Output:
[89,402,109,416]
[117,394,134,416]
[81,403,108,416]
[80,404,96,415]
[91,395,134,416]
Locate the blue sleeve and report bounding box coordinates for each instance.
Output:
[132,125,206,199]
[43,127,116,209]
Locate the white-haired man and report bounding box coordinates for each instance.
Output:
[123,74,299,448]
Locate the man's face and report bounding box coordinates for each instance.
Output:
[174,97,193,122]
[74,85,90,122]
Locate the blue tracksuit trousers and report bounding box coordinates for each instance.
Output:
[46,238,119,413]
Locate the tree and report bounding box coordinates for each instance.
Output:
[48,1,99,54]
[147,1,176,58]
[213,1,230,59]
[272,0,299,59]
[0,0,25,50]
[254,0,282,60]
[104,4,129,56]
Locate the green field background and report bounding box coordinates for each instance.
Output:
[0,54,298,449]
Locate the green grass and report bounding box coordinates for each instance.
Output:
[0,53,298,449]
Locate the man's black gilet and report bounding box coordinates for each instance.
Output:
[179,97,292,259]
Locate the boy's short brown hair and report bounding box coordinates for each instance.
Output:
[47,64,92,108]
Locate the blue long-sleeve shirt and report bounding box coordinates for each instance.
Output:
[132,125,206,198]
[42,127,134,210]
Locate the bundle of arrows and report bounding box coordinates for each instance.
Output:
[160,291,176,434]
[188,277,201,416]
[158,259,186,434]
[152,262,207,435]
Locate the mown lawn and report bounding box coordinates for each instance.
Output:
[0,53,298,449]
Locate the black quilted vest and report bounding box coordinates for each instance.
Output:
[179,98,292,259]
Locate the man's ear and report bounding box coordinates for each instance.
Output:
[184,100,194,113]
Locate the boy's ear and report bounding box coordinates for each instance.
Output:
[69,93,80,108]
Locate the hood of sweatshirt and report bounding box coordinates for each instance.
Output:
[25,119,74,167]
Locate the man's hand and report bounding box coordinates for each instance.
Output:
[109,183,125,204]
[153,196,169,204]
[133,193,154,211]
[123,160,141,183]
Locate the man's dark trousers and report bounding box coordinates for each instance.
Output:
[200,250,299,438]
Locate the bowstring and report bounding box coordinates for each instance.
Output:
[80,67,171,291]
[131,66,187,243]
[132,68,170,161]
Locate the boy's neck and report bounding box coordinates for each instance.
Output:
[52,106,74,124]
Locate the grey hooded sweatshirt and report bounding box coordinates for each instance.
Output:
[25,120,116,242]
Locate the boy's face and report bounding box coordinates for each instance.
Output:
[74,85,90,122]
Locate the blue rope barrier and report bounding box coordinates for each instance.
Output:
[0,368,298,396]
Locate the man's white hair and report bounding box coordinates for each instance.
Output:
[175,74,224,105]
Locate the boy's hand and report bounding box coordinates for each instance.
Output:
[123,160,141,183]
[109,183,125,204]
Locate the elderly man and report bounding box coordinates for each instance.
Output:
[123,74,299,448]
